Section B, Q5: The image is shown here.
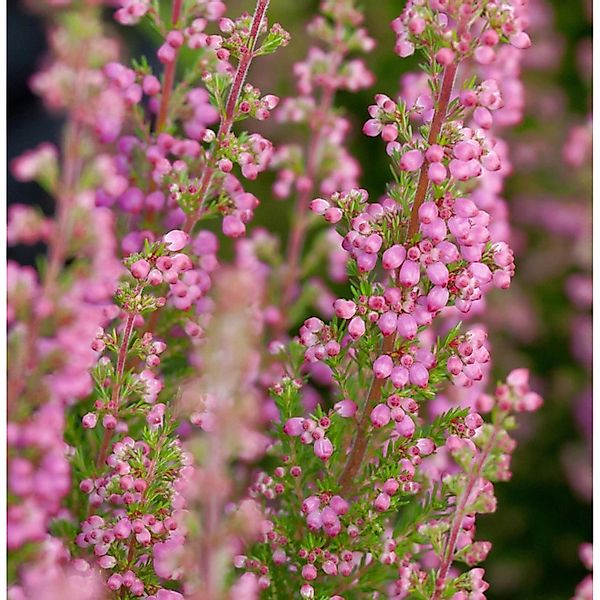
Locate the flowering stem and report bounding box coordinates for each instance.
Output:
[430,427,499,600]
[339,333,396,495]
[121,427,168,576]
[280,81,337,315]
[95,312,136,470]
[406,62,458,241]
[183,0,271,234]
[155,0,184,133]
[339,65,459,494]
[8,118,83,408]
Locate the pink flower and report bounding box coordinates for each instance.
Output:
[396,314,417,339]
[333,299,357,319]
[283,417,304,436]
[373,355,393,379]
[427,286,449,312]
[301,564,317,581]
[82,413,97,429]
[409,363,429,387]
[363,119,382,137]
[382,244,406,270]
[107,574,123,591]
[374,492,391,512]
[399,149,424,171]
[510,32,531,49]
[306,510,322,531]
[427,262,449,286]
[163,230,189,251]
[313,437,333,461]
[383,478,399,495]
[334,400,358,418]
[370,403,391,428]
[131,259,151,279]
[113,518,132,540]
[222,215,246,238]
[399,260,420,288]
[378,311,398,336]
[435,48,455,65]
[427,162,447,183]
[329,495,349,516]
[310,198,330,214]
[348,316,366,340]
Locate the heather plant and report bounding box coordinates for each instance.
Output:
[7,0,562,599]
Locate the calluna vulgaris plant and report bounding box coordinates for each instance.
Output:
[8,0,562,598]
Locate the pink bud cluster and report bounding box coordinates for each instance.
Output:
[283,413,335,461]
[365,85,504,184]
[392,0,530,61]
[304,193,514,383]
[77,435,189,596]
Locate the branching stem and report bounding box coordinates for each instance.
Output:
[406,62,458,241]
[183,0,271,234]
[339,61,459,494]
[96,312,136,470]
[431,427,499,600]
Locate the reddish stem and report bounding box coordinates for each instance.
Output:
[430,428,498,600]
[338,62,459,494]
[338,333,396,495]
[96,312,136,470]
[183,0,271,234]
[155,0,184,133]
[406,62,458,241]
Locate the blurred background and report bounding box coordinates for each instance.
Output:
[8,0,592,598]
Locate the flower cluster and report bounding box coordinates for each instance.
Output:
[76,430,187,597]
[237,1,545,598]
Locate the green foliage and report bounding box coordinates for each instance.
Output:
[256,23,291,56]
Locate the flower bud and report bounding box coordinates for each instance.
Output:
[399,149,424,171]
[131,259,151,280]
[373,355,393,379]
[333,299,357,319]
[370,403,391,428]
[163,229,189,251]
[313,437,333,461]
[348,316,366,340]
[374,492,391,512]
[382,244,406,270]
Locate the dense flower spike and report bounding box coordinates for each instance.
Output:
[7,0,568,598]
[8,6,124,595]
[245,1,543,598]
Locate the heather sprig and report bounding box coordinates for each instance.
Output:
[239,1,541,598]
